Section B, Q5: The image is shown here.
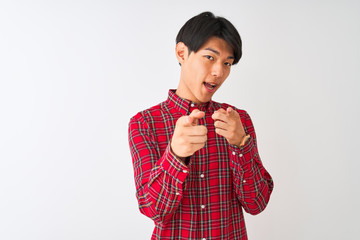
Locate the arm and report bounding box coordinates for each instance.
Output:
[229,111,274,215]
[212,107,274,215]
[128,113,189,224]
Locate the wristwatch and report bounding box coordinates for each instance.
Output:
[239,134,250,147]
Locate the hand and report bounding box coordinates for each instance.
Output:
[212,107,246,147]
[171,109,207,158]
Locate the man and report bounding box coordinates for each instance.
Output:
[128,11,273,240]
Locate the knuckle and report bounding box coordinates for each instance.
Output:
[176,118,184,126]
[202,127,208,134]
[197,126,206,134]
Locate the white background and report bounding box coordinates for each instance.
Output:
[1,0,359,239]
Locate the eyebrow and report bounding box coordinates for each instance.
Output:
[204,47,234,59]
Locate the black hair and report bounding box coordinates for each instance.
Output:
[176,11,242,65]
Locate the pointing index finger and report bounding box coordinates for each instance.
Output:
[189,109,205,118]
[187,109,205,125]
[212,110,228,122]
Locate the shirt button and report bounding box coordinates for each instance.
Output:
[176,192,180,195]
[183,170,188,173]
[232,151,236,155]
[201,205,206,209]
[239,153,243,157]
[200,173,205,178]
[190,103,195,107]
[202,238,207,240]
[243,179,246,183]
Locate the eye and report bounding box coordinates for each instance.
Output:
[205,55,214,61]
[224,62,232,67]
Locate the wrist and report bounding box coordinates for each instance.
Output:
[170,143,190,165]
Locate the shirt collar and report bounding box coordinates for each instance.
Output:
[166,89,215,115]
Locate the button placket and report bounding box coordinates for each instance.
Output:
[197,114,209,232]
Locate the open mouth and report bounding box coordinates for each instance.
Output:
[204,82,217,91]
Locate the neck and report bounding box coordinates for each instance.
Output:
[175,82,201,104]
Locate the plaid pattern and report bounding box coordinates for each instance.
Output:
[128,90,273,240]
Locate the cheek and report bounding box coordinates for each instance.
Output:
[190,61,207,81]
[224,67,231,77]
[221,69,231,82]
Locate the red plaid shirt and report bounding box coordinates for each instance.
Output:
[128,90,273,240]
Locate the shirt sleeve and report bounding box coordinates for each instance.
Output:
[128,113,189,224]
[228,110,274,215]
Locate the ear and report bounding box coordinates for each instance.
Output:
[175,42,188,66]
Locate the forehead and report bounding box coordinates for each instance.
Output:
[199,36,234,56]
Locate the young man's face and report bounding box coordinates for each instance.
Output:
[176,36,234,104]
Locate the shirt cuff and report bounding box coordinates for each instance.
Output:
[229,136,257,166]
[160,144,189,183]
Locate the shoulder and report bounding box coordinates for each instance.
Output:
[129,100,167,125]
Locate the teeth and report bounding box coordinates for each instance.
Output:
[204,82,216,90]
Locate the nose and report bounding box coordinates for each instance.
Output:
[211,63,224,78]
